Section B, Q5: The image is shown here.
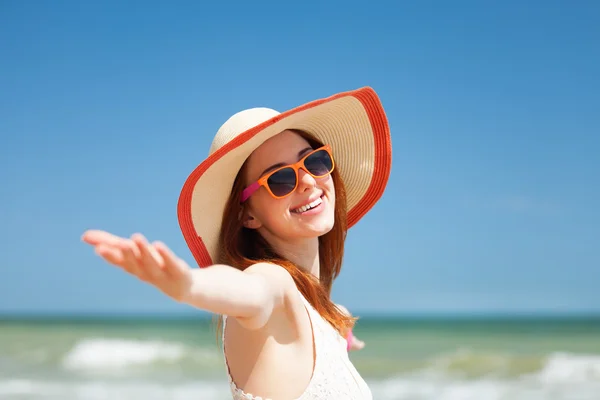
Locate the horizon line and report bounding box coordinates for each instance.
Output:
[2,309,600,321]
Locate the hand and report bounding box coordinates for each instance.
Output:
[81,230,193,302]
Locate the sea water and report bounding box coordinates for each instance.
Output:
[1,316,599,400]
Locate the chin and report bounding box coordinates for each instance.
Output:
[310,220,335,237]
[286,192,336,237]
[297,209,335,238]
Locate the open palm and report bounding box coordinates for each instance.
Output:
[82,230,193,302]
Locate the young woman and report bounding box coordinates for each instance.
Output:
[82,87,392,400]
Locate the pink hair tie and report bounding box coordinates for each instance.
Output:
[346,329,354,351]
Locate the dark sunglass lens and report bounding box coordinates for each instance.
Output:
[267,167,297,197]
[304,150,333,176]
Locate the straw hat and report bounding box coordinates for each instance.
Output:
[177,86,392,268]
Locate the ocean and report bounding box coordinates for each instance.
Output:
[1,315,599,400]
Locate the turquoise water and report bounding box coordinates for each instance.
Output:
[1,316,600,399]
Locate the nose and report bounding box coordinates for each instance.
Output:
[296,168,317,193]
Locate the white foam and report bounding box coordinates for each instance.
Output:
[367,351,600,400]
[2,377,599,400]
[0,379,229,400]
[369,376,600,400]
[534,352,600,384]
[61,338,217,371]
[8,346,599,400]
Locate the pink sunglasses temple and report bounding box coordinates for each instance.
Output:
[240,181,260,203]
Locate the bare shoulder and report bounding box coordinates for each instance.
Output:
[244,262,294,283]
[243,262,297,296]
[223,263,313,398]
[233,262,299,330]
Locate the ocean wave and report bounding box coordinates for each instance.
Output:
[57,338,600,384]
[536,352,600,384]
[0,379,229,400]
[61,338,220,371]
[370,376,600,400]
[3,337,597,399]
[395,347,600,381]
[1,376,599,400]
[368,351,600,399]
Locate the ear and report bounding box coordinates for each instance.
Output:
[242,210,262,230]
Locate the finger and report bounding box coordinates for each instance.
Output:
[132,234,165,269]
[95,244,125,267]
[117,239,144,277]
[154,241,185,277]
[82,230,125,246]
[131,234,164,281]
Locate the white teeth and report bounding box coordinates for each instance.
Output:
[292,197,322,213]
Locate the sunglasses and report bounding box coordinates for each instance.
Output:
[240,145,335,203]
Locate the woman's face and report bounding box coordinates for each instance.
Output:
[241,130,336,243]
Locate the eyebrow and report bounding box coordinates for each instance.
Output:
[259,146,313,177]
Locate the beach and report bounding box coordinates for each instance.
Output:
[2,315,600,400]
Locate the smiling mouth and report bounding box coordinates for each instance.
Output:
[291,194,324,214]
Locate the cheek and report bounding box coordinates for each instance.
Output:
[323,176,335,195]
[325,179,336,208]
[250,191,290,220]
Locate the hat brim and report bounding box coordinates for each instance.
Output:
[177,87,392,268]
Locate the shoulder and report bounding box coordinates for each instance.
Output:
[243,261,294,281]
[233,262,299,330]
[243,262,297,297]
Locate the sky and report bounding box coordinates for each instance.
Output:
[0,1,599,316]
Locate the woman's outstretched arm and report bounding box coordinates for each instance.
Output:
[82,230,295,330]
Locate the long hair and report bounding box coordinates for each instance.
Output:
[214,130,355,341]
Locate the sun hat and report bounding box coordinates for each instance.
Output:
[177,86,392,268]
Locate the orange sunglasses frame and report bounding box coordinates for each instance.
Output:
[240,144,335,203]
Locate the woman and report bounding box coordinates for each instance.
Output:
[82,87,392,399]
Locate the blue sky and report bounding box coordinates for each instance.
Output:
[1,1,598,316]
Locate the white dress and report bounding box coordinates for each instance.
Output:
[222,291,373,400]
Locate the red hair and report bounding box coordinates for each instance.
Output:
[214,130,355,340]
